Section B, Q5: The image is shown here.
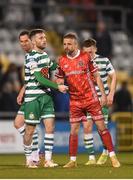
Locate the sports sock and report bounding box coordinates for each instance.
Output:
[44,133,54,161]
[70,156,76,161]
[84,133,95,160]
[17,125,25,136]
[102,117,108,154]
[99,129,114,153]
[109,151,115,157]
[69,134,78,160]
[32,129,39,162]
[23,144,32,162]
[102,146,108,155]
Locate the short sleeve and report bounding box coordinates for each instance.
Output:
[55,66,65,78]
[89,59,98,73]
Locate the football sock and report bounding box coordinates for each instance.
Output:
[99,129,114,153]
[17,125,25,136]
[32,129,39,162]
[44,133,54,161]
[69,134,78,160]
[84,133,95,159]
[23,144,32,161]
[102,146,108,155]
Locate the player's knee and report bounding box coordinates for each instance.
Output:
[84,126,92,134]
[44,118,55,133]
[14,115,24,129]
[70,126,79,135]
[96,122,106,132]
[45,122,55,133]
[14,120,20,129]
[45,125,54,133]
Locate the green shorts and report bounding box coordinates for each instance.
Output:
[24,94,55,125]
[87,106,109,125]
[17,103,25,115]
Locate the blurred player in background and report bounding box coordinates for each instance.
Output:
[14,30,40,164]
[23,29,68,168]
[56,32,120,168]
[82,38,117,165]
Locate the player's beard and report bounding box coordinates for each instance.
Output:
[22,45,30,52]
[37,41,46,50]
[68,50,78,58]
[43,42,47,48]
[65,49,75,57]
[39,43,46,50]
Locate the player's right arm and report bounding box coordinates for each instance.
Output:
[56,78,65,85]
[26,56,68,93]
[34,71,68,93]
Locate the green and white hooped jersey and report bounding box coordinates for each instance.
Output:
[87,55,114,122]
[93,54,115,98]
[24,50,55,102]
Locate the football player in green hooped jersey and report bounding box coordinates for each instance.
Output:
[14,30,40,164]
[82,38,117,166]
[23,29,68,168]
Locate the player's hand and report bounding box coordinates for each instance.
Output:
[100,94,107,107]
[17,93,24,105]
[56,78,64,85]
[107,94,113,106]
[58,85,68,93]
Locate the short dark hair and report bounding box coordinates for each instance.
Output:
[63,32,78,41]
[29,29,45,39]
[82,38,97,48]
[19,30,29,39]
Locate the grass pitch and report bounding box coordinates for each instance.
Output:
[0,153,133,179]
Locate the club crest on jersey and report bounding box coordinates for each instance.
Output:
[78,61,84,67]
[29,112,35,119]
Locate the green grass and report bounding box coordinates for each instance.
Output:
[0,153,133,179]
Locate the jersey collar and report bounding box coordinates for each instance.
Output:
[67,49,80,59]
